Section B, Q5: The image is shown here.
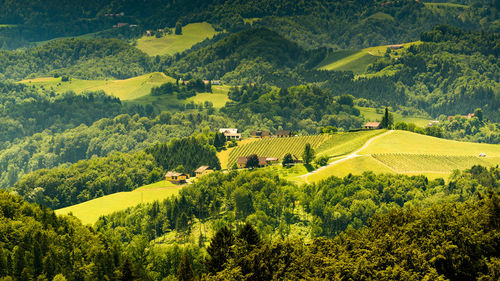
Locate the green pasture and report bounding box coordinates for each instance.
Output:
[357,107,432,127]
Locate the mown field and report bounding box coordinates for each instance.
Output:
[306,130,500,183]
[227,135,330,168]
[358,107,432,127]
[56,180,181,225]
[135,22,218,56]
[19,72,175,100]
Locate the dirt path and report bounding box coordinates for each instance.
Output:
[302,130,394,184]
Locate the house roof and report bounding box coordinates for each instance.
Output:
[237,157,248,164]
[195,166,211,173]
[364,122,381,127]
[219,128,238,134]
[252,130,271,136]
[275,130,291,135]
[165,171,187,177]
[237,156,268,166]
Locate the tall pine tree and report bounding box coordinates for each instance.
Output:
[205,226,235,273]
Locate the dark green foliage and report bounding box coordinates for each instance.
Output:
[302,143,314,165]
[175,22,183,35]
[205,226,235,274]
[245,154,259,169]
[118,259,135,281]
[236,223,261,250]
[146,136,221,175]
[207,192,500,280]
[213,132,226,150]
[380,107,394,129]
[150,80,210,99]
[0,191,120,280]
[223,85,363,133]
[177,252,194,281]
[0,38,151,80]
[282,153,294,166]
[14,151,159,209]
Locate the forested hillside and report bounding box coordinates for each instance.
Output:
[0,38,152,80]
[0,191,123,281]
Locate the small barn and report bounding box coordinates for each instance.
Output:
[165,171,189,184]
[195,166,213,177]
[251,130,271,138]
[237,156,270,169]
[275,130,291,138]
[364,122,381,129]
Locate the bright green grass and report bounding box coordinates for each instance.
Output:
[373,154,500,173]
[228,135,330,168]
[56,181,181,225]
[318,50,379,74]
[424,2,469,9]
[358,107,432,127]
[360,130,500,156]
[307,155,395,182]
[316,130,385,157]
[263,164,309,184]
[19,72,175,100]
[136,22,217,56]
[186,86,231,108]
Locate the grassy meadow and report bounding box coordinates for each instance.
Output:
[19,72,175,100]
[135,22,218,56]
[56,180,181,225]
[358,107,432,127]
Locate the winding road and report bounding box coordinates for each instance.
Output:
[302,130,394,183]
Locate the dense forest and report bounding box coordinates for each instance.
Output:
[91,166,500,280]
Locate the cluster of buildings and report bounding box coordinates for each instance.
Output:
[165,165,214,184]
[218,128,293,141]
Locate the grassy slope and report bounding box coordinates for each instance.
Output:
[135,22,217,56]
[316,130,385,157]
[56,180,181,225]
[358,107,432,127]
[307,130,500,183]
[218,138,259,169]
[19,72,175,100]
[186,85,231,108]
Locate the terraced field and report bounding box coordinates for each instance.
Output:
[228,135,329,168]
[56,180,181,225]
[373,154,500,173]
[306,130,500,183]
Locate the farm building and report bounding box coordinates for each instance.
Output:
[219,128,241,141]
[195,166,214,177]
[447,113,474,121]
[211,80,222,85]
[275,130,291,138]
[165,171,189,184]
[251,130,271,138]
[364,122,381,129]
[237,156,272,169]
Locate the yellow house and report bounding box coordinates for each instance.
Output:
[195,166,214,177]
[165,171,189,184]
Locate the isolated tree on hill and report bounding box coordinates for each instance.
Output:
[175,22,183,35]
[178,252,194,281]
[380,107,394,129]
[246,154,260,169]
[302,143,315,165]
[206,226,235,273]
[282,153,294,166]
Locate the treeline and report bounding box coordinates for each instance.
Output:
[365,25,500,121]
[0,82,135,144]
[13,151,160,209]
[205,192,499,280]
[0,109,228,189]
[93,166,500,280]
[0,38,152,80]
[222,84,363,132]
[147,135,221,176]
[0,191,123,281]
[151,79,212,99]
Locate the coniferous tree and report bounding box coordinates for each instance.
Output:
[205,226,235,274]
[118,259,135,281]
[237,223,261,250]
[380,107,394,129]
[246,154,260,169]
[175,22,183,35]
[302,143,315,165]
[177,252,194,281]
[282,153,294,166]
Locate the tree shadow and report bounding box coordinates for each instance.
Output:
[304,164,315,172]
